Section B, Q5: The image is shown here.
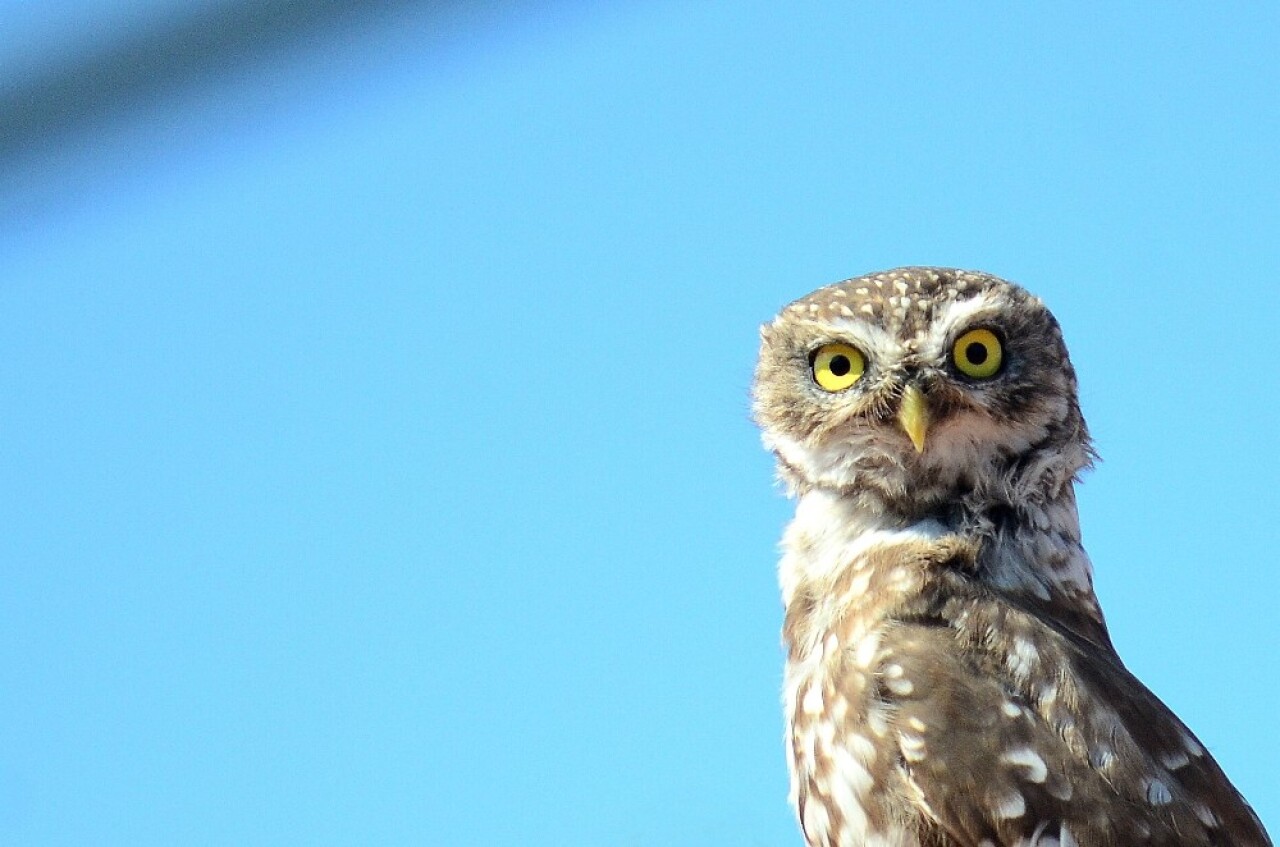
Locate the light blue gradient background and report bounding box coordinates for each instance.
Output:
[2,3,1276,844]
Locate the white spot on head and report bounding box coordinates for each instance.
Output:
[907,716,927,732]
[860,303,874,315]
[1001,701,1022,718]
[1159,749,1191,770]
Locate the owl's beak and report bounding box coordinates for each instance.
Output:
[898,384,930,453]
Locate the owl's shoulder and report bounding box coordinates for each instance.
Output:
[874,577,1272,846]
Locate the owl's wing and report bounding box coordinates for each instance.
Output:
[879,581,1272,847]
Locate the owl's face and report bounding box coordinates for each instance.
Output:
[753,268,1091,516]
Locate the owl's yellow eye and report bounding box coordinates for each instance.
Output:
[811,343,865,392]
[952,328,1003,379]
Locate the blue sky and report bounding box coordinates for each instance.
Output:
[1,2,1277,844]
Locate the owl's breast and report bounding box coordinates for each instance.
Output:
[780,496,975,847]
[784,603,922,847]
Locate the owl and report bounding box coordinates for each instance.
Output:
[752,268,1271,847]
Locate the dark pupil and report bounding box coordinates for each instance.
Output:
[965,342,988,365]
[829,355,851,376]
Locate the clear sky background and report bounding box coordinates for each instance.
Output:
[2,3,1277,844]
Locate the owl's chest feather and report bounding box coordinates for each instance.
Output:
[780,492,974,847]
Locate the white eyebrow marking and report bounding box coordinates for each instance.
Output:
[920,289,1004,358]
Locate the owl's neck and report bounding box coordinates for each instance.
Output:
[779,484,1112,653]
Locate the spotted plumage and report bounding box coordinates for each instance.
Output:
[753,268,1271,847]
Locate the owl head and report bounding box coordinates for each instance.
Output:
[753,267,1093,518]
